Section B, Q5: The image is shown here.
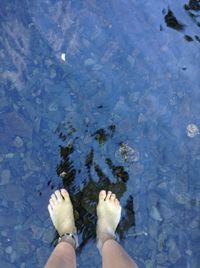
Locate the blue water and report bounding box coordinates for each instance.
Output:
[0,0,200,267]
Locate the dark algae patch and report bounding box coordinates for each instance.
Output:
[85,149,94,170]
[56,142,76,187]
[184,0,200,11]
[54,124,136,250]
[184,34,194,41]
[163,8,186,31]
[162,4,200,43]
[92,124,116,145]
[105,158,129,182]
[184,0,200,27]
[93,128,108,145]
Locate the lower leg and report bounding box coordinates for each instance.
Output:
[102,240,138,268]
[44,189,77,268]
[44,242,76,268]
[96,190,138,268]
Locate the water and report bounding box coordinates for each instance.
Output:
[0,0,200,267]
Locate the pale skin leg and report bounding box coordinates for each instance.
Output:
[44,242,76,268]
[97,190,138,268]
[44,189,76,268]
[44,189,138,268]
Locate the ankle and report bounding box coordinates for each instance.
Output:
[96,230,116,254]
[58,232,78,249]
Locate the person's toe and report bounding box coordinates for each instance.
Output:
[51,193,57,204]
[61,189,69,200]
[110,193,116,201]
[115,198,120,207]
[106,191,112,201]
[50,198,55,208]
[99,190,106,201]
[55,190,63,202]
[48,204,53,214]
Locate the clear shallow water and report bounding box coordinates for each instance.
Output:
[0,0,200,267]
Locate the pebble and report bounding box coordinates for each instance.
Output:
[13,136,23,148]
[5,153,14,159]
[36,98,42,104]
[145,259,154,268]
[0,184,24,202]
[185,249,192,256]
[167,238,181,264]
[15,232,33,255]
[0,260,15,268]
[127,54,135,65]
[59,171,67,178]
[48,102,58,112]
[5,246,12,254]
[158,232,167,251]
[92,64,102,71]
[0,212,25,227]
[1,230,7,236]
[138,113,146,123]
[0,169,11,185]
[160,203,175,220]
[156,252,168,264]
[150,206,163,221]
[30,225,44,240]
[189,217,199,228]
[186,124,199,138]
[10,250,17,263]
[61,53,66,62]
[36,247,50,267]
[42,228,54,244]
[49,69,56,78]
[84,58,95,66]
[115,143,140,162]
[3,112,32,138]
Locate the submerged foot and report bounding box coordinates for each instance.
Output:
[96,190,122,251]
[48,189,76,236]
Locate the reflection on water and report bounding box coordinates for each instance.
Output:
[55,125,135,250]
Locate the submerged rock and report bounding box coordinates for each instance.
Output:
[115,143,140,163]
[186,124,199,138]
[13,136,24,148]
[0,169,11,185]
[150,206,163,221]
[167,238,181,264]
[5,246,12,254]
[0,184,24,202]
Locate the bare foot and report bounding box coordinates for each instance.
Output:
[48,189,76,236]
[96,190,122,251]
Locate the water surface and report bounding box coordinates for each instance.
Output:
[0,0,200,267]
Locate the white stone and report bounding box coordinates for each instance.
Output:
[150,206,162,221]
[13,136,23,148]
[186,124,199,138]
[116,143,140,162]
[59,171,67,178]
[61,53,66,62]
